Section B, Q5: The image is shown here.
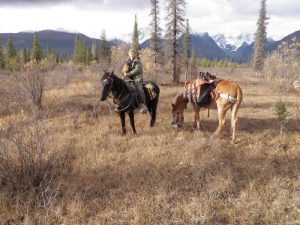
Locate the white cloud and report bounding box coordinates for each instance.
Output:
[0,0,298,40]
[186,0,300,39]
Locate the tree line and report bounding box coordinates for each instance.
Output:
[0,32,62,72]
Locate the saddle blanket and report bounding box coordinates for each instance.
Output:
[144,83,157,100]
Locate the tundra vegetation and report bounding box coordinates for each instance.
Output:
[0,0,299,224]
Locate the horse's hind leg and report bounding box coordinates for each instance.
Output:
[193,104,200,130]
[212,106,227,137]
[119,111,126,136]
[128,110,137,135]
[231,103,240,144]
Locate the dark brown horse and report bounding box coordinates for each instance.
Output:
[100,71,160,135]
[171,78,243,144]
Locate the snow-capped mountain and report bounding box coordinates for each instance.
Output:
[117,27,150,44]
[212,33,254,51]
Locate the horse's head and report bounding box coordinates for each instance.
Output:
[171,92,187,129]
[100,71,114,101]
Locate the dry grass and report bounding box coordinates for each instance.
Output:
[0,67,300,224]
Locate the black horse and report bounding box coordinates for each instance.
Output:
[100,71,160,135]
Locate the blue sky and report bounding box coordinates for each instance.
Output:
[0,0,298,40]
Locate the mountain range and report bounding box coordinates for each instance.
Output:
[0,29,299,63]
[0,30,124,58]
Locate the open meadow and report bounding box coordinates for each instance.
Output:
[0,67,300,224]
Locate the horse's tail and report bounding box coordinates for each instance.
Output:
[231,84,243,120]
[236,85,243,107]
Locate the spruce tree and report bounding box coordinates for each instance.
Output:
[91,40,99,62]
[150,0,161,64]
[6,37,18,71]
[55,53,60,64]
[73,34,86,64]
[85,47,92,65]
[253,0,268,72]
[190,47,196,77]
[131,14,140,52]
[0,37,5,69]
[32,32,43,62]
[81,42,87,64]
[45,43,52,59]
[22,48,31,64]
[165,0,186,83]
[99,30,110,65]
[183,19,191,78]
[6,37,17,62]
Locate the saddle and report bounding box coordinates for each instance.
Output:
[126,81,157,101]
[125,81,139,102]
[184,72,218,106]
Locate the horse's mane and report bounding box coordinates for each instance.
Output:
[110,72,131,92]
[108,71,120,80]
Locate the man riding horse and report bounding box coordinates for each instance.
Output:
[122,49,148,114]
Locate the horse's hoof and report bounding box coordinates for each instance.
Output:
[210,135,216,140]
[171,122,179,129]
[231,140,238,145]
[193,126,200,132]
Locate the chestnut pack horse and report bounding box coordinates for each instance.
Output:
[171,75,243,144]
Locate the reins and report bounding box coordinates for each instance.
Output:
[113,93,135,112]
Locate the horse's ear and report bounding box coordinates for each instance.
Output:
[171,103,175,109]
[110,70,114,76]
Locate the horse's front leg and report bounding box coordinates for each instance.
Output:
[128,110,137,135]
[119,111,126,136]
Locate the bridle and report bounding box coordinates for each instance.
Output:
[102,75,135,112]
[103,76,124,101]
